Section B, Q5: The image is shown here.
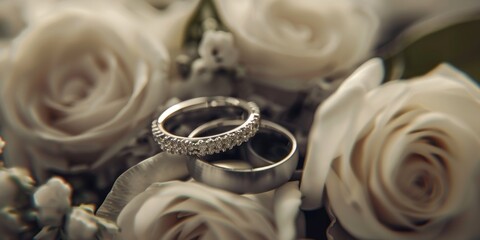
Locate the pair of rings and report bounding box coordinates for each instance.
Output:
[151,96,298,194]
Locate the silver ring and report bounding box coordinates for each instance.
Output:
[152,97,260,156]
[187,119,298,194]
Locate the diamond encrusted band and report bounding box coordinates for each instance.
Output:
[152,97,260,156]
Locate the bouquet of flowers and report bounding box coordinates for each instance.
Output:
[0,0,479,239]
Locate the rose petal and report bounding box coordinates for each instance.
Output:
[407,78,480,138]
[327,169,441,240]
[301,59,383,210]
[428,63,480,97]
[96,153,190,221]
[273,181,302,240]
[325,201,356,240]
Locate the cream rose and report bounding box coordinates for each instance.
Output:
[0,3,170,178]
[117,181,301,240]
[213,0,379,89]
[301,59,480,239]
[97,153,303,240]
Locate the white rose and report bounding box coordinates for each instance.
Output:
[117,180,301,240]
[98,153,303,240]
[301,59,480,239]
[213,0,379,89]
[0,3,170,178]
[34,177,72,226]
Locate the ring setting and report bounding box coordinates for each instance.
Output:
[152,96,260,156]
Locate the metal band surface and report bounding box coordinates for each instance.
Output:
[152,97,260,156]
[187,119,298,194]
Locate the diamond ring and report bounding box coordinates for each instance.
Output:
[152,96,260,156]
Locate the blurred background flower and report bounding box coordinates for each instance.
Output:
[214,0,379,90]
[0,1,170,182]
[0,162,119,239]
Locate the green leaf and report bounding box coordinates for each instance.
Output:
[184,0,227,46]
[383,9,480,83]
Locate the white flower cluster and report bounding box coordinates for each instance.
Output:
[34,178,72,226]
[0,167,119,239]
[0,167,35,239]
[33,177,118,240]
[198,30,239,70]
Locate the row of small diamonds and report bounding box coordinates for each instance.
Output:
[152,113,260,156]
[192,112,260,156]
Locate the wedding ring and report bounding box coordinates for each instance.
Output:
[152,97,260,156]
[187,119,298,194]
